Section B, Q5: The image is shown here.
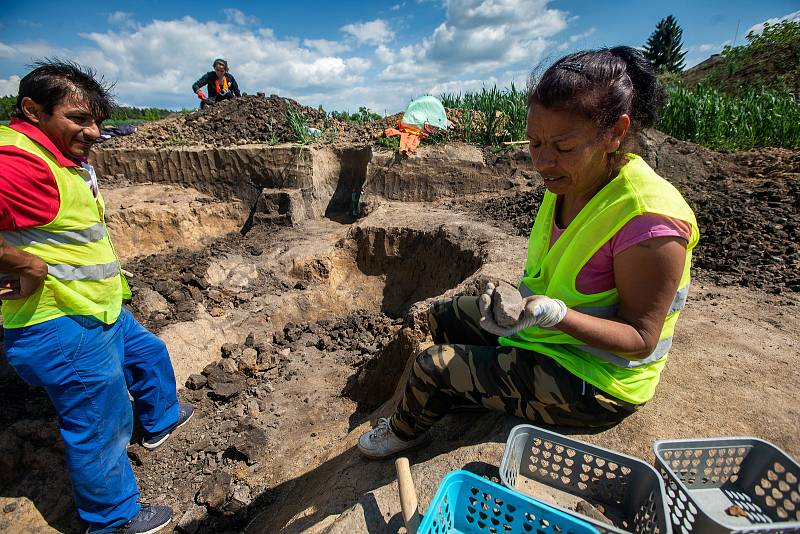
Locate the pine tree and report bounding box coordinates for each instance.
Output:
[643,15,688,73]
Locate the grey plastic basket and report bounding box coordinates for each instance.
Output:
[500,424,671,534]
[653,437,800,534]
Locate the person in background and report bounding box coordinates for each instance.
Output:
[192,58,241,109]
[358,46,699,459]
[0,60,192,533]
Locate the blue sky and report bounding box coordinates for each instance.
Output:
[1,1,798,113]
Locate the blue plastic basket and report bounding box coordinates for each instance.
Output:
[418,470,600,534]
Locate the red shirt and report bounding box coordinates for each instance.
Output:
[0,118,79,231]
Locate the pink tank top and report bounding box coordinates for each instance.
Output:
[550,213,692,294]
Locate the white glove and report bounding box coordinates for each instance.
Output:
[478,282,567,336]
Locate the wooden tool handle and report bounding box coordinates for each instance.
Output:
[501,139,530,146]
[395,457,421,534]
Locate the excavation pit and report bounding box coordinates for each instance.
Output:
[296,225,484,320]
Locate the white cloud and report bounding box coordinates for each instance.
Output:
[223,8,258,26]
[346,57,372,73]
[341,19,392,46]
[0,1,574,114]
[0,75,20,96]
[0,40,69,61]
[428,76,500,96]
[746,10,800,36]
[381,0,567,81]
[375,44,394,64]
[108,11,133,25]
[303,38,351,55]
[688,40,731,54]
[557,27,596,51]
[67,17,371,107]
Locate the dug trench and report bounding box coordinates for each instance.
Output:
[0,133,798,534]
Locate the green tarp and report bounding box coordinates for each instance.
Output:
[401,95,449,131]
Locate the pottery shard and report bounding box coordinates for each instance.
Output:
[575,500,613,524]
[492,282,524,328]
[726,505,749,518]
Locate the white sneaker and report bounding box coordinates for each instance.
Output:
[357,417,430,459]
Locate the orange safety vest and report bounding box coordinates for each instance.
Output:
[214,75,229,95]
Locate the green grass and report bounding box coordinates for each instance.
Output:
[286,107,313,144]
[440,84,528,146]
[658,85,800,150]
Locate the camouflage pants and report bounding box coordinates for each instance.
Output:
[389,296,641,440]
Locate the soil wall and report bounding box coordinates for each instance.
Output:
[91,143,532,219]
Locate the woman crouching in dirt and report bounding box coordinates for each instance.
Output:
[358,46,700,459]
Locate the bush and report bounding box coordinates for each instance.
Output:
[0,95,16,120]
[721,19,800,63]
[329,106,382,124]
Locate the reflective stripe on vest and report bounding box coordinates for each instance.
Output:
[519,284,689,319]
[0,221,107,247]
[47,261,120,281]
[576,336,674,368]
[518,284,689,367]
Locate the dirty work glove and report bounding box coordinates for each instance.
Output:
[478,282,567,336]
[196,89,207,100]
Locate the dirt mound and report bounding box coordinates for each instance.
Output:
[461,131,800,294]
[100,94,398,150]
[99,93,494,151]
[102,95,325,149]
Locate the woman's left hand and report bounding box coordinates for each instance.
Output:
[478,283,567,336]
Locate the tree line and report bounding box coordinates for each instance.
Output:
[0,95,172,122]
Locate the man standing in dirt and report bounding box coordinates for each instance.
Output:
[0,61,192,534]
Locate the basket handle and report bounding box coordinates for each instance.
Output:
[396,457,421,534]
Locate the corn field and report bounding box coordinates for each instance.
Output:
[440,84,528,145]
[658,85,800,150]
[441,83,800,150]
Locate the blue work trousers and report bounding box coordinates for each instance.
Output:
[3,308,179,531]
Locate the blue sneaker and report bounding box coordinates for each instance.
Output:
[86,503,172,533]
[141,403,194,450]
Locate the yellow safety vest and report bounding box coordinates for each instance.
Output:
[0,125,129,328]
[500,154,699,404]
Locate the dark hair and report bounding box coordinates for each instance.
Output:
[12,59,115,121]
[213,58,228,71]
[528,46,665,131]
